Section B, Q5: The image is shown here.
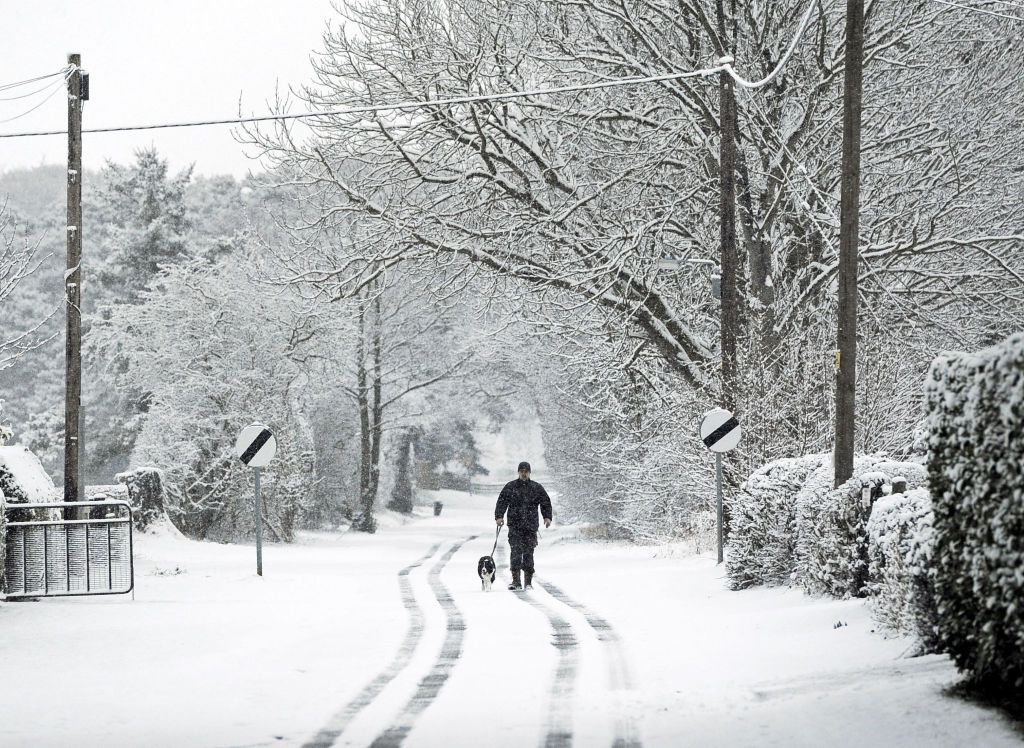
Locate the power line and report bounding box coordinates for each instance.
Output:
[0,68,732,140]
[724,0,818,89]
[0,79,67,124]
[0,66,73,93]
[0,78,66,102]
[930,0,1024,21]
[0,0,819,140]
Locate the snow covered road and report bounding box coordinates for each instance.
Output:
[1,488,1020,747]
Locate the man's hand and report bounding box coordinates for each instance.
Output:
[544,518,551,528]
[496,518,504,526]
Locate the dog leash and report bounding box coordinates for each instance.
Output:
[491,524,502,556]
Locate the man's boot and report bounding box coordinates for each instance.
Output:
[524,571,534,589]
[508,570,522,590]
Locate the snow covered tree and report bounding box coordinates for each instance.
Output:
[238,0,1022,536]
[0,203,56,374]
[89,256,320,541]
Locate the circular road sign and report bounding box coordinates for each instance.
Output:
[235,423,277,468]
[700,408,741,453]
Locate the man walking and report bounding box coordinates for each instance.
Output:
[495,461,553,590]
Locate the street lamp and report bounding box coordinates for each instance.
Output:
[658,256,721,299]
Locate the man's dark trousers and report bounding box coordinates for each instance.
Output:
[508,528,537,574]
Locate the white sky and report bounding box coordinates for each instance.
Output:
[0,0,337,178]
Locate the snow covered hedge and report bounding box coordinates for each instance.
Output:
[0,486,6,593]
[0,445,59,595]
[925,332,1024,692]
[796,457,927,598]
[865,488,940,651]
[726,454,825,589]
[726,452,927,598]
[0,445,59,505]
[116,467,165,531]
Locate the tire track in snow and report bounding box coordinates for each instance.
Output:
[302,541,443,748]
[537,580,642,748]
[369,535,475,748]
[511,570,579,747]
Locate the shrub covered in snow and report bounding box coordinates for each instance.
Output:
[924,333,1024,692]
[866,488,940,651]
[116,467,165,531]
[726,454,825,589]
[0,445,58,504]
[796,456,927,598]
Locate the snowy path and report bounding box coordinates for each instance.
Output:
[1,488,1021,747]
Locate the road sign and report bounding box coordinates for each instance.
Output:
[700,408,741,565]
[234,423,275,577]
[235,423,276,468]
[700,408,741,453]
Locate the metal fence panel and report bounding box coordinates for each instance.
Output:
[3,501,134,598]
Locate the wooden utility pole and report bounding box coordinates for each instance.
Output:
[719,59,739,411]
[65,53,83,513]
[835,0,865,487]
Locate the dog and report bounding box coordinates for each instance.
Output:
[477,555,496,591]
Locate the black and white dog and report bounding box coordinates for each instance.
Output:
[477,555,497,591]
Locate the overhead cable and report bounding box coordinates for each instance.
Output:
[930,0,1024,21]
[0,79,67,125]
[0,1,819,139]
[0,66,74,93]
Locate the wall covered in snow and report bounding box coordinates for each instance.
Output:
[925,332,1024,692]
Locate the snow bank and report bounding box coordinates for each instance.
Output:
[726,453,825,589]
[925,332,1024,692]
[866,488,940,652]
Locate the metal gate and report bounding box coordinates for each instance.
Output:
[3,500,134,598]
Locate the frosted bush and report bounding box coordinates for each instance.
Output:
[116,467,165,531]
[925,332,1024,692]
[726,454,825,589]
[866,488,940,652]
[796,456,927,598]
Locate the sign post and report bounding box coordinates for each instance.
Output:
[234,423,277,576]
[699,408,741,564]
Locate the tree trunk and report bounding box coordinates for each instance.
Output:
[354,298,376,532]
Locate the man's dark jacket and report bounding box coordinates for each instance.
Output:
[495,478,553,531]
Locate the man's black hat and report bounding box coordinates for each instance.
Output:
[517,461,531,472]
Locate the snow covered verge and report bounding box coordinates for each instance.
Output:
[925,332,1024,694]
[729,332,1024,701]
[0,488,1021,747]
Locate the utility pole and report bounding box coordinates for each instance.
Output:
[835,0,865,487]
[65,53,83,514]
[718,58,739,412]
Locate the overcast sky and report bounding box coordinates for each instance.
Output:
[0,0,336,179]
